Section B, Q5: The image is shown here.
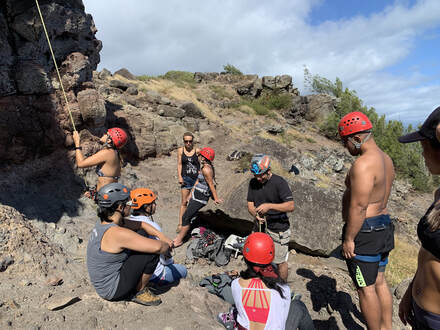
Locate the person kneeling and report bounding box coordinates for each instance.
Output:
[129,188,187,286]
[86,183,172,306]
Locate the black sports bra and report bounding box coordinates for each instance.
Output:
[417,202,440,260]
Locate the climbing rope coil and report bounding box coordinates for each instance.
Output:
[35,0,76,132]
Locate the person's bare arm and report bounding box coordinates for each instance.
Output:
[203,166,222,203]
[103,227,169,254]
[343,161,374,258]
[140,222,173,247]
[177,147,183,184]
[248,201,257,217]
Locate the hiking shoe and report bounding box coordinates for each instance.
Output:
[217,308,237,330]
[131,287,162,306]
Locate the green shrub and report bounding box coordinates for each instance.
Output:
[223,64,243,75]
[137,75,155,82]
[209,85,233,99]
[259,92,292,110]
[159,71,195,87]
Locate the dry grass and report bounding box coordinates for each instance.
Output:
[385,235,418,286]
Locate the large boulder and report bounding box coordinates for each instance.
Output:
[262,75,292,91]
[0,0,102,164]
[77,89,106,127]
[180,102,205,118]
[114,68,137,80]
[219,177,343,256]
[305,94,337,122]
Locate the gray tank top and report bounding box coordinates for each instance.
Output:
[86,221,129,300]
[195,167,210,193]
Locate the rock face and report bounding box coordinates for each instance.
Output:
[219,176,343,256]
[0,0,102,164]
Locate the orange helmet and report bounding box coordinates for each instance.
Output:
[130,188,157,209]
[243,232,274,265]
[338,112,372,137]
[107,128,128,149]
[199,147,215,161]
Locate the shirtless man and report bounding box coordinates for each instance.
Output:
[339,112,395,330]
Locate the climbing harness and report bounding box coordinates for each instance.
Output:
[35,0,76,132]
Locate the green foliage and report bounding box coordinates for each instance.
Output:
[223,64,243,75]
[159,70,196,87]
[240,99,269,115]
[259,92,292,110]
[304,67,433,191]
[137,75,155,82]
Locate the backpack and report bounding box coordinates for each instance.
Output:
[186,229,230,266]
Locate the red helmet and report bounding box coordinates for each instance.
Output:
[199,147,215,161]
[130,188,156,210]
[243,232,274,265]
[338,112,372,137]
[107,128,128,149]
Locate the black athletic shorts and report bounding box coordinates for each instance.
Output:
[111,251,159,300]
[346,252,389,288]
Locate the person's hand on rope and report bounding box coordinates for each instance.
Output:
[72,131,80,148]
[255,203,271,215]
[256,212,265,224]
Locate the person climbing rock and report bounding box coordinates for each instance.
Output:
[217,232,314,330]
[86,183,172,306]
[247,154,294,281]
[177,132,200,233]
[72,128,128,198]
[398,106,440,330]
[129,188,187,285]
[173,147,223,247]
[339,112,395,330]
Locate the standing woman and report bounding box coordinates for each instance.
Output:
[398,106,440,330]
[72,128,128,195]
[173,147,222,247]
[177,132,200,233]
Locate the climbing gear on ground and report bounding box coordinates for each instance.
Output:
[243,232,274,265]
[35,0,76,132]
[96,183,130,208]
[250,154,271,175]
[227,150,244,161]
[199,147,215,161]
[200,273,235,304]
[186,228,229,265]
[224,234,246,259]
[338,111,372,137]
[131,287,162,306]
[217,307,238,330]
[130,188,156,209]
[107,128,128,149]
[288,164,300,175]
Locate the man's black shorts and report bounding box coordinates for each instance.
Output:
[346,252,389,288]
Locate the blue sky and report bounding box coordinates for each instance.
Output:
[84,0,440,126]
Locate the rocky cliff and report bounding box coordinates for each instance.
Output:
[0,0,101,164]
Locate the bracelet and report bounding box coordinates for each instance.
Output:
[75,146,82,150]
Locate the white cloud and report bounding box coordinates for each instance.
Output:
[83,0,440,124]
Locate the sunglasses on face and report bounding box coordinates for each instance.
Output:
[183,140,193,144]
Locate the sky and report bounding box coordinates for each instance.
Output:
[83,0,440,126]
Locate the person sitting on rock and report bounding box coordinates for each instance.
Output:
[398,106,440,330]
[129,187,187,286]
[173,147,223,247]
[217,232,314,330]
[86,183,172,306]
[177,132,200,233]
[72,128,128,198]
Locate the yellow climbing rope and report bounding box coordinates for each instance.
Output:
[35,0,76,131]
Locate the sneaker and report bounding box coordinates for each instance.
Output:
[217,308,237,330]
[131,287,162,306]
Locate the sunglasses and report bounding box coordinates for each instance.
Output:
[183,140,193,144]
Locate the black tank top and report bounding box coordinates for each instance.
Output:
[181,150,199,179]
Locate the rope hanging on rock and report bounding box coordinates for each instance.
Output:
[35,0,76,132]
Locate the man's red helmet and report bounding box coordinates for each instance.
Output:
[107,128,128,149]
[199,147,215,161]
[338,112,372,137]
[243,232,275,265]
